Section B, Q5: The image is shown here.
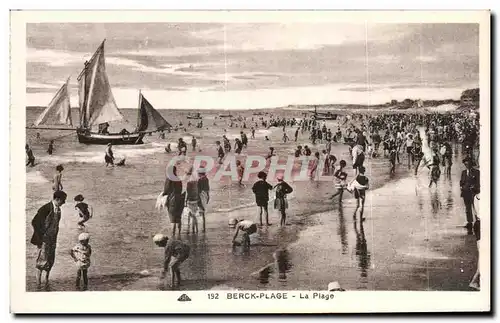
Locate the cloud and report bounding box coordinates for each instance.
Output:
[416,55,438,62]
[26,23,479,98]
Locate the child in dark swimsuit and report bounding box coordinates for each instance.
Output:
[429,155,441,188]
[74,194,92,228]
[353,166,369,220]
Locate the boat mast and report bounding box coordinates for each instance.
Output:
[77,39,106,129]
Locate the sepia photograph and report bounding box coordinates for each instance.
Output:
[10,10,490,313]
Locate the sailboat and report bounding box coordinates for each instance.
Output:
[76,40,170,145]
[30,77,75,130]
[29,40,172,145]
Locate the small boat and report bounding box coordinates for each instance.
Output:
[311,107,337,120]
[187,112,202,120]
[218,114,233,118]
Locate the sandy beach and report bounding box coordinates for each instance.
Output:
[23,107,478,292]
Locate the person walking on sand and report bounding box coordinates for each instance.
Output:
[47,140,55,155]
[349,166,369,221]
[185,168,199,234]
[236,160,245,186]
[74,194,92,229]
[26,144,35,167]
[330,160,348,203]
[252,171,273,226]
[162,165,185,237]
[105,143,115,167]
[70,232,92,291]
[309,152,320,180]
[216,141,225,165]
[52,164,64,192]
[230,219,258,251]
[197,168,210,232]
[30,190,67,290]
[460,157,480,235]
[429,155,441,188]
[153,234,190,289]
[191,137,197,152]
[294,127,299,142]
[274,175,293,227]
[241,131,248,148]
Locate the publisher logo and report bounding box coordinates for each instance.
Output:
[177,294,192,302]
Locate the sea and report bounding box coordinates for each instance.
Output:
[24,107,478,291]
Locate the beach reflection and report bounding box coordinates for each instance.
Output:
[354,220,370,279]
[337,204,348,255]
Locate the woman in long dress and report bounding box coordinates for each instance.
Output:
[162,165,185,237]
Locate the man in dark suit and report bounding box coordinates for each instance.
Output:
[460,158,480,234]
[31,190,67,289]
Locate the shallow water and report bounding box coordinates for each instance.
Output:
[25,108,477,291]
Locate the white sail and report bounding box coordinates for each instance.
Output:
[80,41,124,127]
[34,78,73,127]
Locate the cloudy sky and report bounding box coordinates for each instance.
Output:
[26,23,479,110]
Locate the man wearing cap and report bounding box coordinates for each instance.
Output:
[460,157,480,234]
[31,190,67,289]
[153,234,190,289]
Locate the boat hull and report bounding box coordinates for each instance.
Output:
[77,129,145,145]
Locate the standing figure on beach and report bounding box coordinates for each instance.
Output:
[236,160,245,186]
[405,134,414,169]
[153,234,190,289]
[70,232,92,291]
[252,172,273,226]
[231,219,258,251]
[105,143,115,167]
[241,131,248,148]
[282,131,289,143]
[26,144,35,167]
[185,168,199,234]
[330,160,348,203]
[191,137,197,152]
[429,155,441,188]
[251,127,256,139]
[162,165,185,237]
[215,141,225,164]
[178,138,187,156]
[294,128,299,142]
[223,135,231,153]
[74,194,92,229]
[309,152,320,180]
[440,141,453,177]
[52,164,64,192]
[349,166,369,220]
[30,190,67,290]
[234,138,243,155]
[47,140,55,155]
[197,168,210,232]
[274,175,293,227]
[165,143,172,153]
[460,157,480,235]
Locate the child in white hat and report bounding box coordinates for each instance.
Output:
[70,232,92,291]
[153,234,190,289]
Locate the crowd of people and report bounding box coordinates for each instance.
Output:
[27,109,482,291]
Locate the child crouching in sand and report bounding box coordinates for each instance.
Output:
[153,234,190,289]
[74,194,92,229]
[230,219,258,251]
[70,233,92,291]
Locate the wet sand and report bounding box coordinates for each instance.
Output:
[25,110,477,292]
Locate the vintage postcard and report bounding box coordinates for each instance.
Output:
[10,10,490,313]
